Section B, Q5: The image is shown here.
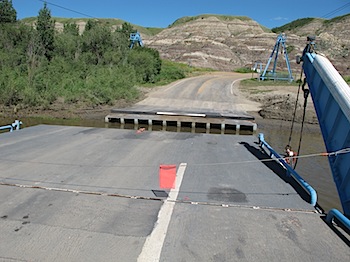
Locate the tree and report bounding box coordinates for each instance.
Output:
[63,22,79,36]
[26,30,45,86]
[117,22,134,37]
[82,23,112,64]
[0,0,17,23]
[37,2,55,61]
[116,22,134,48]
[85,19,97,31]
[55,22,80,61]
[0,23,32,68]
[128,47,162,83]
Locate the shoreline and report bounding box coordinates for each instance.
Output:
[238,82,318,125]
[1,76,319,127]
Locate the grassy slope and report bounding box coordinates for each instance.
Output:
[168,14,271,32]
[22,12,350,37]
[22,14,273,36]
[169,14,253,27]
[272,13,350,33]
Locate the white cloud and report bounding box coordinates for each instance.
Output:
[271,16,288,21]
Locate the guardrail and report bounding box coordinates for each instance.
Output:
[326,209,350,233]
[0,120,22,132]
[258,133,317,207]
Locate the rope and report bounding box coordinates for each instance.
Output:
[0,147,349,168]
[0,180,319,213]
[294,78,310,169]
[287,69,304,146]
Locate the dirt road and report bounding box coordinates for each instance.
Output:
[131,72,260,117]
[1,72,317,123]
[135,72,317,124]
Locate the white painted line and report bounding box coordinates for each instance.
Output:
[156,112,206,117]
[230,78,245,95]
[137,163,187,262]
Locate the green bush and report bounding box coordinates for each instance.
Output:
[343,76,350,83]
[128,47,162,83]
[157,60,185,82]
[234,67,253,73]
[272,18,316,33]
[0,5,191,110]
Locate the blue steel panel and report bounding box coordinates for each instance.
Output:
[326,111,344,145]
[321,97,338,133]
[303,53,350,217]
[341,167,350,191]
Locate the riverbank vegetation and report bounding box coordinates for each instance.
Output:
[0,1,188,111]
[240,78,300,87]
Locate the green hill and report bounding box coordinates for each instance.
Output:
[272,13,350,33]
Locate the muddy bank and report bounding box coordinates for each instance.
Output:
[0,88,150,121]
[239,84,318,124]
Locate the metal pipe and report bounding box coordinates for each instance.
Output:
[0,125,13,132]
[326,209,350,232]
[258,133,318,206]
[0,120,22,132]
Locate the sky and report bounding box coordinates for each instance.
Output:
[12,0,350,29]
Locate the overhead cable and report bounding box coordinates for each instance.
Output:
[37,0,96,18]
[321,2,350,18]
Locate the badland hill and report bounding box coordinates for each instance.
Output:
[143,14,350,75]
[28,13,350,75]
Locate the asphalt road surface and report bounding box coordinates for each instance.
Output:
[1,125,349,261]
[132,72,260,115]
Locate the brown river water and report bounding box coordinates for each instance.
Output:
[0,116,342,213]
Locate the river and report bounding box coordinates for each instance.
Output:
[256,117,342,212]
[0,116,342,213]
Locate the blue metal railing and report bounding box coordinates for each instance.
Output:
[258,133,317,206]
[0,120,22,132]
[326,209,350,232]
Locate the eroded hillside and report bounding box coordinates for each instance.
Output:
[144,14,350,75]
[25,13,350,75]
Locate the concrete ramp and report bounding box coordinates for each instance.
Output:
[105,108,257,134]
[0,125,349,261]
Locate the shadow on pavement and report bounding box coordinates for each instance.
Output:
[239,141,311,204]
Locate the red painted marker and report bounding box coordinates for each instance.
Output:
[159,165,176,189]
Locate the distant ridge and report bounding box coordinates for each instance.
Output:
[272,13,350,33]
[20,13,350,75]
[21,17,163,36]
